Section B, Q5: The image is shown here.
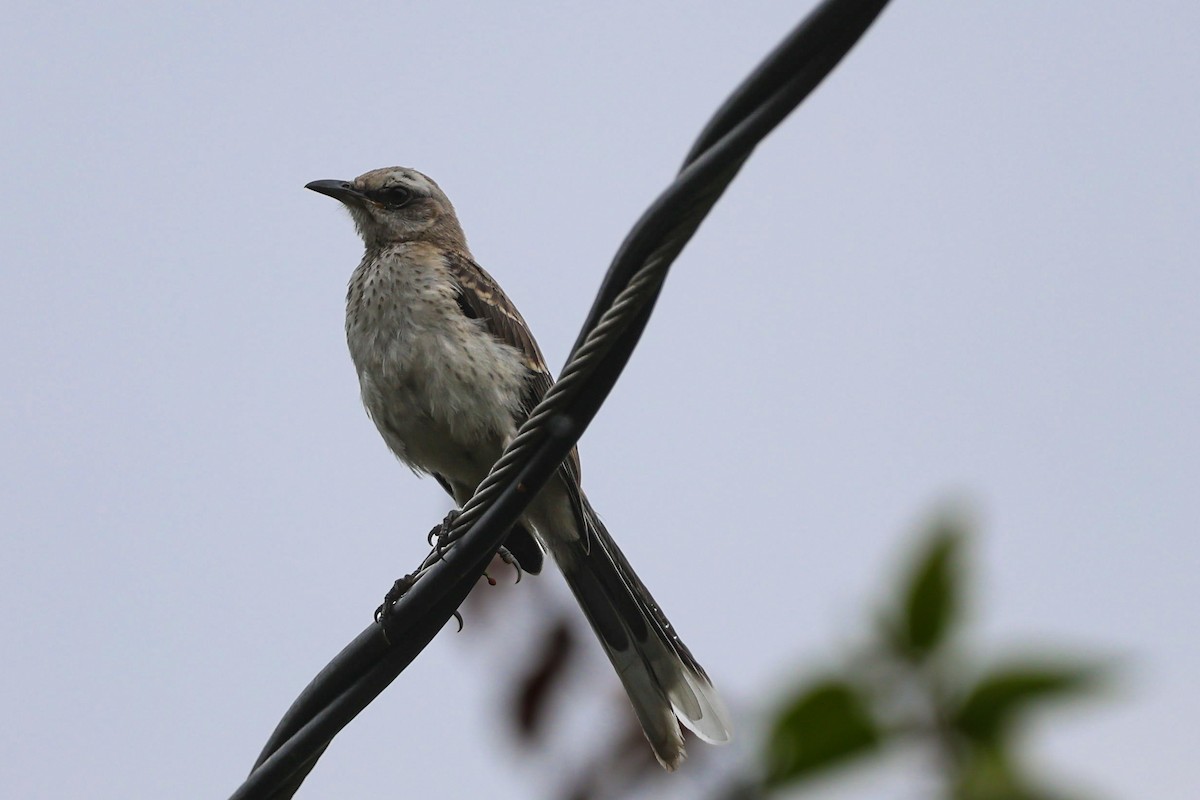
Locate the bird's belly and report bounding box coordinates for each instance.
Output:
[353,328,526,484]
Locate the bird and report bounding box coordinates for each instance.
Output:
[305,166,731,769]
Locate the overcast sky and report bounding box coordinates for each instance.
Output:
[2,2,1197,798]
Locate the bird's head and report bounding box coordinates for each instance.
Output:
[305,167,467,250]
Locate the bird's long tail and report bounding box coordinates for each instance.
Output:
[540,494,731,770]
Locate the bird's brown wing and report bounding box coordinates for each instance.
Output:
[443,251,593,549]
[442,251,549,381]
[442,250,562,427]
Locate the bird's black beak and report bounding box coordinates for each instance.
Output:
[305,179,365,204]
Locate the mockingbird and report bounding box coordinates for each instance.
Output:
[306,166,731,769]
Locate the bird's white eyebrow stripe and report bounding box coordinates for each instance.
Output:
[395,170,436,195]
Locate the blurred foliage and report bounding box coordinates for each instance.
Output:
[757,514,1105,799]
[469,511,1107,800]
[896,520,960,658]
[953,663,1098,748]
[764,678,880,788]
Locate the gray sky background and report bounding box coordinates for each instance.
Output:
[2,2,1196,798]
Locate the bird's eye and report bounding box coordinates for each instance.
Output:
[372,187,413,208]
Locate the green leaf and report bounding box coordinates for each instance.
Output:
[898,520,963,658]
[953,744,1071,800]
[764,678,880,789]
[954,662,1099,745]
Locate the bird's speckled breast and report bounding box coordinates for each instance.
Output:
[345,242,527,482]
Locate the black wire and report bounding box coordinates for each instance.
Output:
[229,2,892,797]
[683,0,889,168]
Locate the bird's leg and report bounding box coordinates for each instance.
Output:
[375,507,462,629]
[374,569,465,635]
[427,508,461,558]
[495,545,523,584]
[375,571,419,625]
[480,547,520,586]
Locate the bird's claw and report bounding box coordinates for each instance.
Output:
[375,571,419,625]
[496,545,524,584]
[375,571,466,634]
[427,508,461,558]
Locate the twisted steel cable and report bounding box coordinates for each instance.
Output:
[229,2,891,798]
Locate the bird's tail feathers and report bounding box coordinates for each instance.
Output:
[554,499,731,770]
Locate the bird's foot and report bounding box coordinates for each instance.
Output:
[427,508,461,559]
[495,545,523,584]
[374,570,465,634]
[375,571,419,624]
